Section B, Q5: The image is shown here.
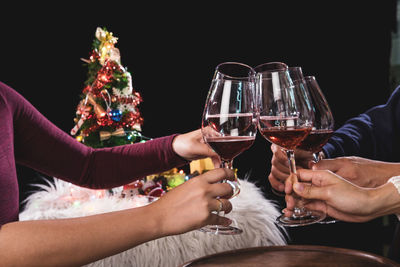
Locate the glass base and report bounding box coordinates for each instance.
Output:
[198,225,243,235]
[318,216,339,224]
[277,209,326,227]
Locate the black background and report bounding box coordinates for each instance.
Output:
[1,1,397,258]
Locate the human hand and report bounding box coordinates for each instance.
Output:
[172,129,220,167]
[150,168,235,236]
[269,144,315,193]
[284,168,376,222]
[311,156,400,188]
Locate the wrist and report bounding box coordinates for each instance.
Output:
[127,204,164,241]
[369,178,400,218]
[380,162,400,183]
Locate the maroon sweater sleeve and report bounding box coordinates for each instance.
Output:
[4,82,188,189]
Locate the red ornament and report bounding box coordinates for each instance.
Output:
[148,187,165,197]
[90,50,100,62]
[97,115,111,126]
[82,85,91,94]
[104,60,122,72]
[91,80,105,96]
[121,111,143,128]
[123,180,143,190]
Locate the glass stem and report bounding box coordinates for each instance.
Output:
[285,149,306,217]
[220,160,233,170]
[286,150,297,176]
[313,152,321,163]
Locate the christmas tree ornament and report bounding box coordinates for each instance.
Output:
[121,180,143,198]
[167,172,186,188]
[86,93,107,119]
[99,128,125,141]
[109,109,122,121]
[148,187,164,198]
[95,27,119,65]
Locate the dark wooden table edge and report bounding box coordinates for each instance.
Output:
[179,245,400,266]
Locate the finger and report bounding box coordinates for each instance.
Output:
[284,178,293,194]
[285,194,295,210]
[293,181,328,201]
[268,173,285,192]
[271,144,289,167]
[203,168,235,183]
[209,182,234,198]
[303,200,327,213]
[270,164,290,183]
[282,208,293,217]
[196,141,219,159]
[296,169,330,184]
[211,155,221,169]
[212,198,224,213]
[271,154,290,172]
[218,198,233,214]
[208,213,233,226]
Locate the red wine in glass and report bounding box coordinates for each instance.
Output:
[205,136,255,161]
[297,129,334,153]
[260,128,311,150]
[258,116,311,149]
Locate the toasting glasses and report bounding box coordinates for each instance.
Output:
[200,62,257,235]
[255,64,326,227]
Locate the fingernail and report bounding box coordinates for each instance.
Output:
[294,183,304,192]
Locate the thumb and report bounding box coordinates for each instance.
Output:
[293,182,326,201]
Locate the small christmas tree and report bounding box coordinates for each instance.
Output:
[71,27,147,148]
[69,27,195,198]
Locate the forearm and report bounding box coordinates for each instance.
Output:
[372,161,400,186]
[0,206,161,267]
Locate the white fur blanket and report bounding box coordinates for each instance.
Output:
[20,178,287,267]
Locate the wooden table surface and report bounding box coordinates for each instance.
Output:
[180,245,400,267]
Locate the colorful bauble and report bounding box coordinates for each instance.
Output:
[109,109,122,121]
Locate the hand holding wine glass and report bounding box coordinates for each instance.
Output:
[200,62,257,235]
[279,69,336,224]
[256,65,326,226]
[297,75,336,224]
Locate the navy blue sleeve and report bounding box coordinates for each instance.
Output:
[322,86,400,162]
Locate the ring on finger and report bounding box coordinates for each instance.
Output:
[216,198,223,213]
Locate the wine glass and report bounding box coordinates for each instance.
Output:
[256,67,326,227]
[297,75,336,224]
[297,75,334,162]
[254,62,288,197]
[200,62,257,235]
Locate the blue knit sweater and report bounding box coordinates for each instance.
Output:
[323,86,400,162]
